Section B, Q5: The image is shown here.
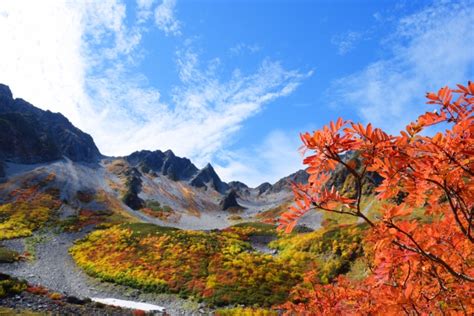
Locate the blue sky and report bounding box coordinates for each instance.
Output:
[0,0,473,186]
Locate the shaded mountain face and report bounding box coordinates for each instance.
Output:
[228,181,250,197]
[190,163,229,194]
[256,182,272,195]
[0,84,101,164]
[227,181,249,191]
[126,150,198,181]
[220,190,244,211]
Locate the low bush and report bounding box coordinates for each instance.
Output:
[0,274,27,298]
[269,223,368,284]
[0,246,20,263]
[0,173,61,240]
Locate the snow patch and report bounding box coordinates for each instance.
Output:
[91,298,166,312]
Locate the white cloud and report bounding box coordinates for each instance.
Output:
[214,130,305,187]
[136,0,156,23]
[154,0,181,36]
[0,0,309,185]
[330,0,474,132]
[230,43,261,56]
[111,52,311,165]
[137,0,155,10]
[0,0,86,125]
[331,31,363,55]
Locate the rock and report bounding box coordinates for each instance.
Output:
[220,190,244,211]
[65,296,86,305]
[227,181,248,191]
[122,167,145,210]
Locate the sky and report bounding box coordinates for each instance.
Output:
[0,0,473,186]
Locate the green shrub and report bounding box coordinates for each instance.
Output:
[0,247,20,263]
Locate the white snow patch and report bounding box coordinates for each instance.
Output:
[91,298,166,312]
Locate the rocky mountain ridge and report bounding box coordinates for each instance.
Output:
[0,83,310,231]
[0,84,307,199]
[0,84,101,165]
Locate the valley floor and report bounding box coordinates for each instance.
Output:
[0,229,208,315]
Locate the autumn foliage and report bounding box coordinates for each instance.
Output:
[70,223,300,307]
[279,82,474,314]
[0,173,61,240]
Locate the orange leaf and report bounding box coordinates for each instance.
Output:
[285,220,298,233]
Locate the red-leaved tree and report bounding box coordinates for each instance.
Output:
[279,82,474,314]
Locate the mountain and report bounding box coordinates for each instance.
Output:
[0,83,377,232]
[0,83,313,230]
[126,150,229,193]
[0,84,101,164]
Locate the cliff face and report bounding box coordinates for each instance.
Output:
[0,84,101,164]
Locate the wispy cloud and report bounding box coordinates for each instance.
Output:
[330,0,474,132]
[154,0,181,36]
[87,50,310,166]
[230,43,261,56]
[0,0,309,184]
[331,31,364,55]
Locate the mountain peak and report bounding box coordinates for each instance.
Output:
[0,84,12,99]
[203,163,214,170]
[164,149,175,157]
[190,163,229,194]
[256,182,272,195]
